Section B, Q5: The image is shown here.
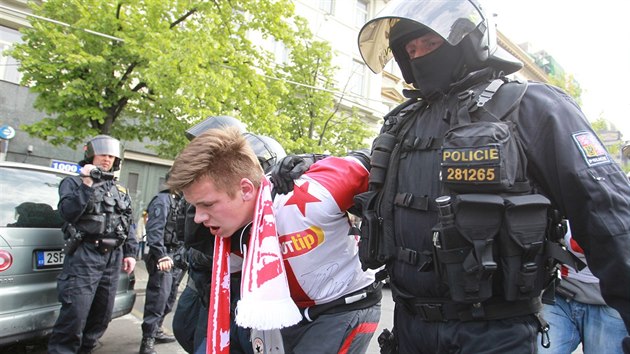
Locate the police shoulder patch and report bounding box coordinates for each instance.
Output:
[116,184,128,194]
[571,131,611,167]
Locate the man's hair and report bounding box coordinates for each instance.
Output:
[167,127,263,197]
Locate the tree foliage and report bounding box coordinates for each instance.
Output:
[8,0,370,157]
[272,17,373,155]
[549,73,582,105]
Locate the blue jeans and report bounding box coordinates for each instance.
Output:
[539,293,627,354]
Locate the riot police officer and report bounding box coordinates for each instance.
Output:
[49,135,138,354]
[171,116,287,354]
[139,179,185,354]
[356,1,630,353]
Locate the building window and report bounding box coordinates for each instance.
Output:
[319,0,335,15]
[355,0,368,28]
[127,172,139,194]
[0,26,23,84]
[272,40,290,65]
[349,60,366,96]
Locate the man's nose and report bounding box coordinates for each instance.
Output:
[194,211,207,224]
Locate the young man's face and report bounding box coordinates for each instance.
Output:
[183,174,255,238]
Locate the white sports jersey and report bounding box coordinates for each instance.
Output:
[561,224,598,284]
[272,156,375,308]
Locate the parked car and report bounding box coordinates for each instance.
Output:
[0,161,136,348]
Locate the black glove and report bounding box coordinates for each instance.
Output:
[188,247,213,271]
[269,154,323,194]
[172,246,189,271]
[377,328,397,354]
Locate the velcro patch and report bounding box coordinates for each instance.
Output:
[571,131,610,167]
[441,146,502,185]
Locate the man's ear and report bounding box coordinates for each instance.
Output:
[240,178,256,201]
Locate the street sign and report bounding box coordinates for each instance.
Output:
[51,160,81,174]
[0,125,15,140]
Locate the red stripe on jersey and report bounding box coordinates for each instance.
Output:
[284,259,314,308]
[569,237,584,254]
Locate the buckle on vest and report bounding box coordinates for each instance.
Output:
[395,193,413,207]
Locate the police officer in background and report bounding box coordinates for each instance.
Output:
[172,116,288,354]
[49,135,137,354]
[139,177,185,354]
[356,1,630,353]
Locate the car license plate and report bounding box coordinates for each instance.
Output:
[36,250,65,269]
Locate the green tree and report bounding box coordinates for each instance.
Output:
[8,0,369,157]
[272,17,373,155]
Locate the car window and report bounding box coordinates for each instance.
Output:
[0,166,66,228]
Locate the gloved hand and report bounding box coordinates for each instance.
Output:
[172,246,189,271]
[189,248,212,270]
[270,154,327,194]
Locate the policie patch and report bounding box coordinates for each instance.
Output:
[441,145,501,185]
[571,131,611,167]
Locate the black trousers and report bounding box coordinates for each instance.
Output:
[172,279,208,353]
[141,258,185,338]
[48,243,122,354]
[395,302,540,354]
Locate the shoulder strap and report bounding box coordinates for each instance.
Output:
[454,78,528,127]
[383,98,423,133]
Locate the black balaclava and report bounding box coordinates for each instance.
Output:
[409,42,464,99]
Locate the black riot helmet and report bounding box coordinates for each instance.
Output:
[79,135,123,171]
[357,0,522,85]
[184,116,285,173]
[243,133,287,173]
[185,115,247,141]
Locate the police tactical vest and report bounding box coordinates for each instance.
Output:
[357,77,580,306]
[165,193,182,246]
[149,191,182,247]
[74,177,131,241]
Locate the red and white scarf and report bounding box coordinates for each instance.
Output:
[206,176,301,354]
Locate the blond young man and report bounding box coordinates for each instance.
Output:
[167,128,381,353]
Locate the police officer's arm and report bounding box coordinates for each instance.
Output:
[57,176,93,223]
[517,82,630,334]
[146,193,172,270]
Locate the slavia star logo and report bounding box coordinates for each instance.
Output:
[284,181,320,217]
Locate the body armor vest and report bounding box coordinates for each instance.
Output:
[74,178,131,241]
[357,77,581,311]
[164,193,182,247]
[146,191,182,248]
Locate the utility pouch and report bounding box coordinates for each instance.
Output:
[75,214,106,235]
[369,132,397,189]
[95,238,119,254]
[434,194,503,303]
[354,191,387,270]
[102,195,116,213]
[500,194,550,301]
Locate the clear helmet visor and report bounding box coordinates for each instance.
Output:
[185,115,247,141]
[89,136,121,158]
[243,133,286,173]
[358,0,484,74]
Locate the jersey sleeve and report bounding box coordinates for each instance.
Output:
[303,156,369,211]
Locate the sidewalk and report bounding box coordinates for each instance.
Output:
[94,260,188,354]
